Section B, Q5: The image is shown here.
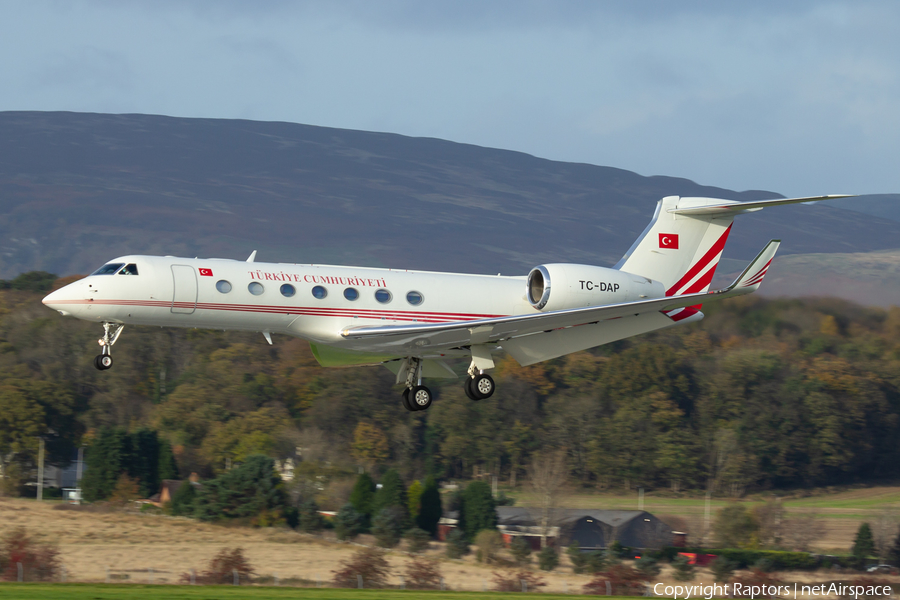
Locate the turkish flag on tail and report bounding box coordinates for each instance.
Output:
[659,234,679,249]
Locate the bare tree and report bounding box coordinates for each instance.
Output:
[527,450,568,549]
[781,513,824,551]
[753,498,785,548]
[873,508,900,562]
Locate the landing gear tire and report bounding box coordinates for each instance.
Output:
[402,388,417,412]
[94,354,113,370]
[465,376,481,401]
[472,373,495,399]
[409,385,433,411]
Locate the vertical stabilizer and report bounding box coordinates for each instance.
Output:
[616,196,737,296]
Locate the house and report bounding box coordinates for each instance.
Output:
[496,507,674,550]
[147,473,201,506]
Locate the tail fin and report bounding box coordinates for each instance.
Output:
[615,194,850,296]
[615,196,736,296]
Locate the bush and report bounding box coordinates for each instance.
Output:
[583,564,649,596]
[194,455,286,525]
[182,547,254,585]
[404,528,431,554]
[335,503,364,541]
[672,555,695,581]
[656,547,820,571]
[404,556,442,590]
[446,529,470,559]
[332,547,391,589]
[491,570,547,592]
[510,537,532,566]
[0,527,61,582]
[538,545,559,571]
[475,529,504,564]
[852,523,875,560]
[372,507,406,548]
[109,473,141,506]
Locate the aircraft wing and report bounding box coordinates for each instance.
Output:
[340,240,781,353]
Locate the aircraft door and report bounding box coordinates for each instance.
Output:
[171,265,198,314]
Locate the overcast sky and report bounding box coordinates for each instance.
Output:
[2,1,898,197]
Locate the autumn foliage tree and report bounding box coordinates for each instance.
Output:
[0,527,61,582]
[332,547,392,589]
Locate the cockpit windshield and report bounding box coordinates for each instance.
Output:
[91,263,125,276]
[119,264,139,275]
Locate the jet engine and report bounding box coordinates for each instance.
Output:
[526,264,665,312]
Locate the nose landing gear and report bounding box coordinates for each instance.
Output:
[94,322,124,371]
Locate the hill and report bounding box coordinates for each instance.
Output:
[0,111,897,284]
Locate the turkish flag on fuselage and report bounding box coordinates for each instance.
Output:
[199,268,213,277]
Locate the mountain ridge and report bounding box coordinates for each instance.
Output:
[0,111,896,287]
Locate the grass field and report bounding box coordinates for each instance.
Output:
[0,584,601,600]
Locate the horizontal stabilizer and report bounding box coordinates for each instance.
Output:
[730,239,780,292]
[669,194,854,216]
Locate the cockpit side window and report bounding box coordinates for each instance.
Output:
[118,264,139,275]
[91,263,125,276]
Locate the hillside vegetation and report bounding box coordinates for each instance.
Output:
[2,278,900,498]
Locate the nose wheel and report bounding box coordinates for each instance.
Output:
[94,322,124,371]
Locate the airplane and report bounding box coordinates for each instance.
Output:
[42,194,850,412]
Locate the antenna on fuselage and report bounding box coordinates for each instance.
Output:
[246,250,257,263]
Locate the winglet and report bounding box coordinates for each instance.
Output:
[724,239,780,294]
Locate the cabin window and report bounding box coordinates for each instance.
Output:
[343,287,359,301]
[311,286,327,299]
[406,291,424,306]
[248,282,264,296]
[375,289,392,304]
[280,284,296,297]
[91,263,124,276]
[118,263,139,275]
[216,280,232,293]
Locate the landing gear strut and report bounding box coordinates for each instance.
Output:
[399,357,432,412]
[94,322,124,371]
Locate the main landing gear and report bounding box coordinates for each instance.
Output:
[400,357,433,412]
[464,365,495,402]
[94,322,124,371]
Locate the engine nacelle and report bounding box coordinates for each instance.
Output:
[526,264,665,312]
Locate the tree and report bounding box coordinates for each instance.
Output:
[194,454,286,524]
[475,530,504,564]
[109,473,141,506]
[335,503,365,541]
[416,476,442,537]
[567,542,588,574]
[510,537,532,566]
[460,480,497,541]
[299,500,325,532]
[372,507,406,548]
[714,503,759,548]
[372,469,408,522]
[404,528,431,554]
[190,547,255,585]
[635,557,661,578]
[672,555,695,581]
[710,557,736,583]
[349,472,376,525]
[445,529,470,559]
[351,422,389,467]
[403,556,442,590]
[407,480,424,519]
[528,451,567,548]
[538,546,559,571]
[169,481,196,517]
[158,438,179,481]
[82,427,129,502]
[887,529,900,566]
[853,523,875,560]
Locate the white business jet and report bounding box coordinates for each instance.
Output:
[43,194,849,411]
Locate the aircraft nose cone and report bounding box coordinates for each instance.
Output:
[42,282,79,315]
